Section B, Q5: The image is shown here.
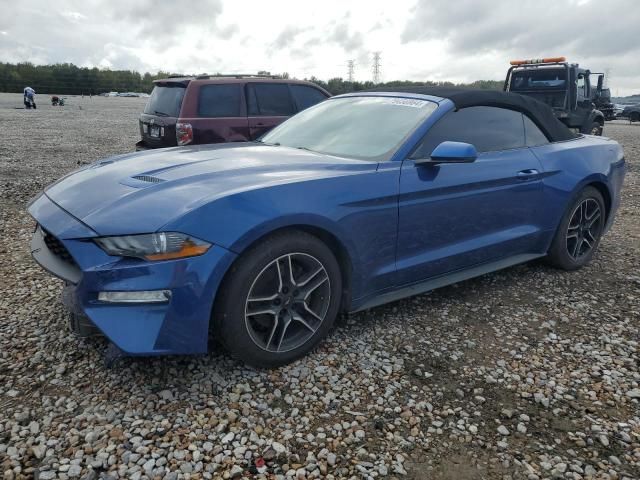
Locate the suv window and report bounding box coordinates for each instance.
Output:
[247,83,294,116]
[198,84,242,117]
[524,115,550,147]
[411,106,525,158]
[144,85,185,117]
[290,85,327,111]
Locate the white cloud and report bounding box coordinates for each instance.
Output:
[0,0,638,95]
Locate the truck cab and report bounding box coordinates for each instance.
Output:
[504,57,605,135]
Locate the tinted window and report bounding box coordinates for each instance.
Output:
[511,68,567,90]
[198,84,242,117]
[412,106,525,158]
[143,85,185,116]
[524,115,550,147]
[248,84,294,116]
[290,85,327,111]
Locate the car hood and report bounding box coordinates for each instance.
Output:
[43,143,373,236]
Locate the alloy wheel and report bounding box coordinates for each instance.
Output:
[244,253,331,353]
[566,198,602,260]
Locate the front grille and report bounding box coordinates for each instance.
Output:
[132,175,165,183]
[42,228,76,265]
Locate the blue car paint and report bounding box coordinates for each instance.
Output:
[28,92,625,356]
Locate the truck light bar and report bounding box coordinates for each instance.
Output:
[510,57,566,66]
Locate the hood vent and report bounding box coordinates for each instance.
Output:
[131,175,165,184]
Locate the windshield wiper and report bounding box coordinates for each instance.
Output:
[153,110,170,117]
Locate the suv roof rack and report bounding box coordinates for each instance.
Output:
[167,74,187,78]
[194,74,281,80]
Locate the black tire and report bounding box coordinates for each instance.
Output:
[630,112,640,123]
[213,230,342,367]
[588,122,603,136]
[546,186,606,271]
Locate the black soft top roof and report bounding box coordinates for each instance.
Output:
[365,87,577,142]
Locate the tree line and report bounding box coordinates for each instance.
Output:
[0,62,171,95]
[0,62,504,96]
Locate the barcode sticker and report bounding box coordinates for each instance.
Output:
[389,98,428,108]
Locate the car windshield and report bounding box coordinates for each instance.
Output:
[511,68,567,90]
[260,96,438,161]
[143,84,186,117]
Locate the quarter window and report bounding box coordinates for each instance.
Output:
[290,85,328,111]
[197,84,242,117]
[411,106,526,158]
[247,83,295,116]
[524,115,550,147]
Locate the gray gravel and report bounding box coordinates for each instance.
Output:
[1,92,639,479]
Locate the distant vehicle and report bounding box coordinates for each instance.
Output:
[28,88,625,366]
[117,92,140,97]
[106,92,118,97]
[504,57,605,135]
[620,104,640,122]
[136,75,331,150]
[613,104,626,118]
[592,87,615,121]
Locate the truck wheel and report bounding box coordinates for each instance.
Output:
[588,122,603,136]
[631,112,640,122]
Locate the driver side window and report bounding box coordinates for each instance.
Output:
[411,106,526,159]
[576,74,588,100]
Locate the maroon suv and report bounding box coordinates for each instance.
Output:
[136,76,330,149]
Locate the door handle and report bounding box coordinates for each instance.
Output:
[516,169,539,180]
[255,122,265,126]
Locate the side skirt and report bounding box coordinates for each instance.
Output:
[351,253,544,312]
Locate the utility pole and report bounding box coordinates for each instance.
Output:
[372,52,381,84]
[347,60,355,82]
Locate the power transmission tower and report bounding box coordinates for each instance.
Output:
[372,52,381,84]
[347,60,355,82]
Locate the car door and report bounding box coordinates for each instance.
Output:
[246,83,296,139]
[396,106,547,285]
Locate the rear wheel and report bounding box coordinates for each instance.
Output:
[630,112,640,122]
[546,186,605,271]
[214,230,342,367]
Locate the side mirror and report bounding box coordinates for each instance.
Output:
[415,141,478,165]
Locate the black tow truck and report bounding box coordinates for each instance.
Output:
[504,57,605,135]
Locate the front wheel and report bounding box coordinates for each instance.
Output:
[546,186,606,271]
[214,230,342,367]
[588,122,603,136]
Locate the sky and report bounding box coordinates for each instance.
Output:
[0,0,638,96]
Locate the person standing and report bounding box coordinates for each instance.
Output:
[24,86,36,109]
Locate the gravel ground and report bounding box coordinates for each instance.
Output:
[0,92,639,480]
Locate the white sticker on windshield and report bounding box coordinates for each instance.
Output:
[389,98,429,108]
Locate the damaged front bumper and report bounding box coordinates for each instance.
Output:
[27,193,237,356]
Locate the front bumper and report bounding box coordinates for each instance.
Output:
[28,193,237,355]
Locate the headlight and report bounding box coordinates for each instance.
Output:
[95,232,211,261]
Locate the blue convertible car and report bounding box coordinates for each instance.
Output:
[28,88,625,366]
